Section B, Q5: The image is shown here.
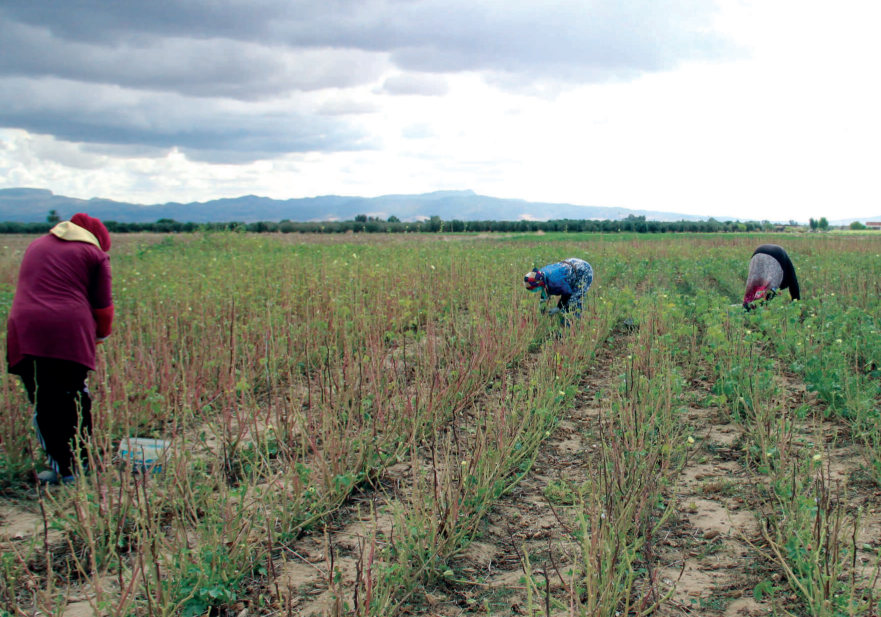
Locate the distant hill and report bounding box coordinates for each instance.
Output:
[0,187,736,224]
[830,215,881,226]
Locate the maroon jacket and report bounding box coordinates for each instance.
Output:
[7,234,113,371]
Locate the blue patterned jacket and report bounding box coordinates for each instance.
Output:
[541,258,593,312]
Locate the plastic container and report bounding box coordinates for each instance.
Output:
[118,438,171,472]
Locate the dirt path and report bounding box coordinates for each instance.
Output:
[653,365,880,617]
[425,330,632,616]
[654,400,769,617]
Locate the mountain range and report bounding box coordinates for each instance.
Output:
[0,187,876,225]
[0,188,732,224]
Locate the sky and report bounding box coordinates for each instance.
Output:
[0,0,879,221]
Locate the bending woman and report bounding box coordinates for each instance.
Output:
[7,213,114,485]
[743,244,800,309]
[524,257,594,316]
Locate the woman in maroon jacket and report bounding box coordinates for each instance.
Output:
[7,213,114,485]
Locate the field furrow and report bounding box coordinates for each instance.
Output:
[439,322,637,615]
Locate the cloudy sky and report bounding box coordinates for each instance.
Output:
[0,0,878,220]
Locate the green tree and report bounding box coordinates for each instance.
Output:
[809,218,818,231]
[426,215,442,232]
[850,221,866,230]
[354,214,368,223]
[387,215,400,223]
[818,217,829,231]
[47,209,60,224]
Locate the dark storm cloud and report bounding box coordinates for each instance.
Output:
[0,78,376,162]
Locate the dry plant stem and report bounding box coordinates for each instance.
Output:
[36,483,53,611]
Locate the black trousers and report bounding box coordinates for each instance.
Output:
[11,357,92,477]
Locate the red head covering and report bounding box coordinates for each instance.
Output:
[743,283,769,307]
[70,212,111,252]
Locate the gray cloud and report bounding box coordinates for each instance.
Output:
[0,1,282,44]
[28,136,111,170]
[0,0,736,162]
[0,19,389,100]
[0,77,377,163]
[79,143,174,159]
[1,1,737,86]
[381,73,450,96]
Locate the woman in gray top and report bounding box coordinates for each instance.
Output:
[743,244,800,309]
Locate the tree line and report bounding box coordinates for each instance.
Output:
[0,213,832,235]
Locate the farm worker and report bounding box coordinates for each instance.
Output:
[6,213,114,485]
[524,258,594,316]
[743,244,800,310]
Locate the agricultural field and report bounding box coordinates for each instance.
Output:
[1,231,881,617]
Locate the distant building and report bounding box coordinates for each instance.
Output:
[867,222,881,230]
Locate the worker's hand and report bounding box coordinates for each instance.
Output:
[96,336,109,345]
[547,307,561,316]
